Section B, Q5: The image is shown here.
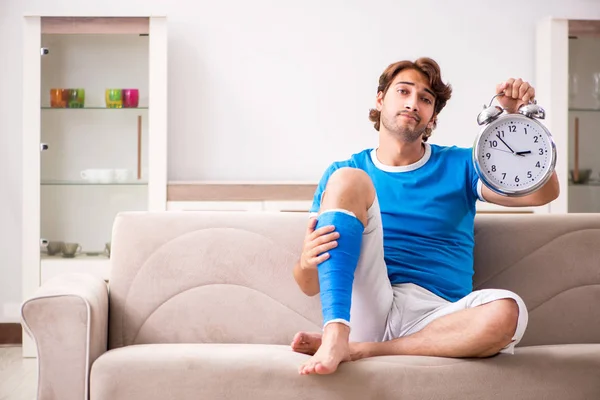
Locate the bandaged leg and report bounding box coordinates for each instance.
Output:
[316,209,364,329]
[292,196,392,359]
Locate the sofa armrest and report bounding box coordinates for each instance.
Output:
[21,273,109,400]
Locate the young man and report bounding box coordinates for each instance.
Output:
[291,58,560,376]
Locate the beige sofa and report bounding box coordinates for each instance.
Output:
[22,211,600,400]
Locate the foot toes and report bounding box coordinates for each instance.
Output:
[291,332,308,348]
[299,361,316,375]
[292,332,303,342]
[315,362,329,374]
[291,342,306,352]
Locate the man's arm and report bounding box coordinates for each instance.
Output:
[293,259,320,297]
[481,170,560,207]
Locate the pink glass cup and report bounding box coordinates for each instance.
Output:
[122,89,139,108]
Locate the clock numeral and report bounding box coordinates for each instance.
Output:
[515,176,520,183]
[489,140,498,148]
[533,135,539,143]
[524,128,528,135]
[486,153,491,159]
[538,148,544,155]
[502,172,506,180]
[498,131,505,138]
[509,125,516,133]
[491,165,496,172]
[527,171,532,179]
[536,161,541,168]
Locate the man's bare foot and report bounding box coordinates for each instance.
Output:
[298,323,351,375]
[291,332,322,355]
[291,332,370,361]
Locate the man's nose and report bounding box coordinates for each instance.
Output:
[404,102,418,112]
[404,94,419,111]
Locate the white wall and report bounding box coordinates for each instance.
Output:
[1,0,600,322]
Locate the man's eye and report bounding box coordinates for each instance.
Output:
[422,98,432,104]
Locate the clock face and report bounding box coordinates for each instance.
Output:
[475,114,555,195]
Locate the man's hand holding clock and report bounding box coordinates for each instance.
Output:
[496,78,536,114]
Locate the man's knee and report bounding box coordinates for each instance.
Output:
[321,168,375,226]
[479,299,520,356]
[324,167,375,202]
[493,299,519,339]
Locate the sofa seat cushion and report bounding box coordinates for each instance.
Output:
[90,343,600,400]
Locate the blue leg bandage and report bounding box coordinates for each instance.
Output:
[316,210,364,329]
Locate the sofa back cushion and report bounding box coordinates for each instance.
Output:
[472,214,600,347]
[108,211,322,349]
[108,211,600,349]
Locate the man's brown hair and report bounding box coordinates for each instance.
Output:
[368,57,452,142]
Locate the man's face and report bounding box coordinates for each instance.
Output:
[376,69,436,142]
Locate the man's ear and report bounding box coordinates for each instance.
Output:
[375,91,384,111]
[427,114,437,129]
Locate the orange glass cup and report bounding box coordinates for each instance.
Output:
[50,89,68,108]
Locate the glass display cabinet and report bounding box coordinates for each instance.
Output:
[22,16,167,357]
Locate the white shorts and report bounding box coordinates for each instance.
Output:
[344,197,528,355]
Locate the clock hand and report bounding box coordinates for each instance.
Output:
[496,133,515,154]
[515,150,531,156]
[489,147,513,155]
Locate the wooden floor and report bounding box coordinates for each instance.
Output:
[0,346,37,400]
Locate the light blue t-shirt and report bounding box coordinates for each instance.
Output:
[310,143,485,303]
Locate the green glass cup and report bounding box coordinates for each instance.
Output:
[67,89,85,108]
[105,89,122,108]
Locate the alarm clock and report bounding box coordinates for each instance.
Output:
[473,93,557,197]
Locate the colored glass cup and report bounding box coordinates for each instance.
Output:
[122,89,139,108]
[105,89,123,108]
[50,88,67,108]
[67,89,85,108]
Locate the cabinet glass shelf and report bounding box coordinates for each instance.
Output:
[41,107,149,110]
[41,180,148,186]
[568,181,600,187]
[568,108,600,112]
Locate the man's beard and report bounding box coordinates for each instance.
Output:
[381,112,426,143]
